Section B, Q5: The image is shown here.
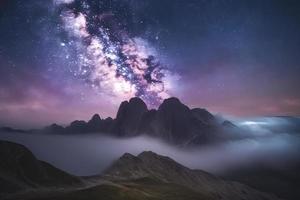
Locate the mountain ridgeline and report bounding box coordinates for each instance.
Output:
[0,141,82,196]
[0,141,281,200]
[44,97,236,145]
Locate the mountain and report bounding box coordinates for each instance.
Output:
[87,114,102,132]
[111,97,215,144]
[0,140,82,196]
[44,124,65,134]
[102,151,280,200]
[191,108,217,125]
[145,97,218,144]
[112,97,148,136]
[65,120,89,134]
[38,97,235,146]
[0,141,281,200]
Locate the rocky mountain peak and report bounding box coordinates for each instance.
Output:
[103,151,279,200]
[158,97,188,111]
[129,97,148,108]
[137,151,173,162]
[137,150,158,158]
[155,97,201,143]
[113,97,148,136]
[70,120,87,127]
[40,96,237,146]
[116,97,147,117]
[86,114,103,132]
[119,152,137,160]
[89,114,101,123]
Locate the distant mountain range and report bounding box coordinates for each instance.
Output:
[40,97,238,145]
[0,140,281,200]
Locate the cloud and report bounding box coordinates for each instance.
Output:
[1,117,299,176]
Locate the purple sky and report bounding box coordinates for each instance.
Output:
[0,0,300,128]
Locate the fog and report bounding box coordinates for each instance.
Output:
[0,117,299,176]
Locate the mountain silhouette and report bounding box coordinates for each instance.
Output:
[37,97,237,145]
[112,97,148,136]
[0,97,237,146]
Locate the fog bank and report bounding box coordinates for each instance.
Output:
[0,117,299,176]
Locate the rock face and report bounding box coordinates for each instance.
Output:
[137,97,225,145]
[40,97,236,145]
[191,108,216,125]
[0,140,81,195]
[138,109,157,134]
[154,98,197,143]
[112,97,148,136]
[87,114,102,132]
[103,151,280,200]
[152,98,216,144]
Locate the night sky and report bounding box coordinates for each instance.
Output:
[0,0,300,128]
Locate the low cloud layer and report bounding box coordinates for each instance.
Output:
[0,117,299,176]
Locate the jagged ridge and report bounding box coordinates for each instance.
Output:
[42,97,236,145]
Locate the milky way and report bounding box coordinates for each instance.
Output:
[53,0,175,106]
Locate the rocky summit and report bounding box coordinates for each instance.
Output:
[103,151,280,200]
[40,97,236,146]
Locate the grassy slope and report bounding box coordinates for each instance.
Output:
[16,178,212,200]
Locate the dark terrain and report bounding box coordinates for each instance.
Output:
[15,97,239,146]
[0,140,282,200]
[223,164,300,200]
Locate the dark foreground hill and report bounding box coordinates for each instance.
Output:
[223,164,300,200]
[101,151,280,200]
[0,140,281,200]
[0,140,82,196]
